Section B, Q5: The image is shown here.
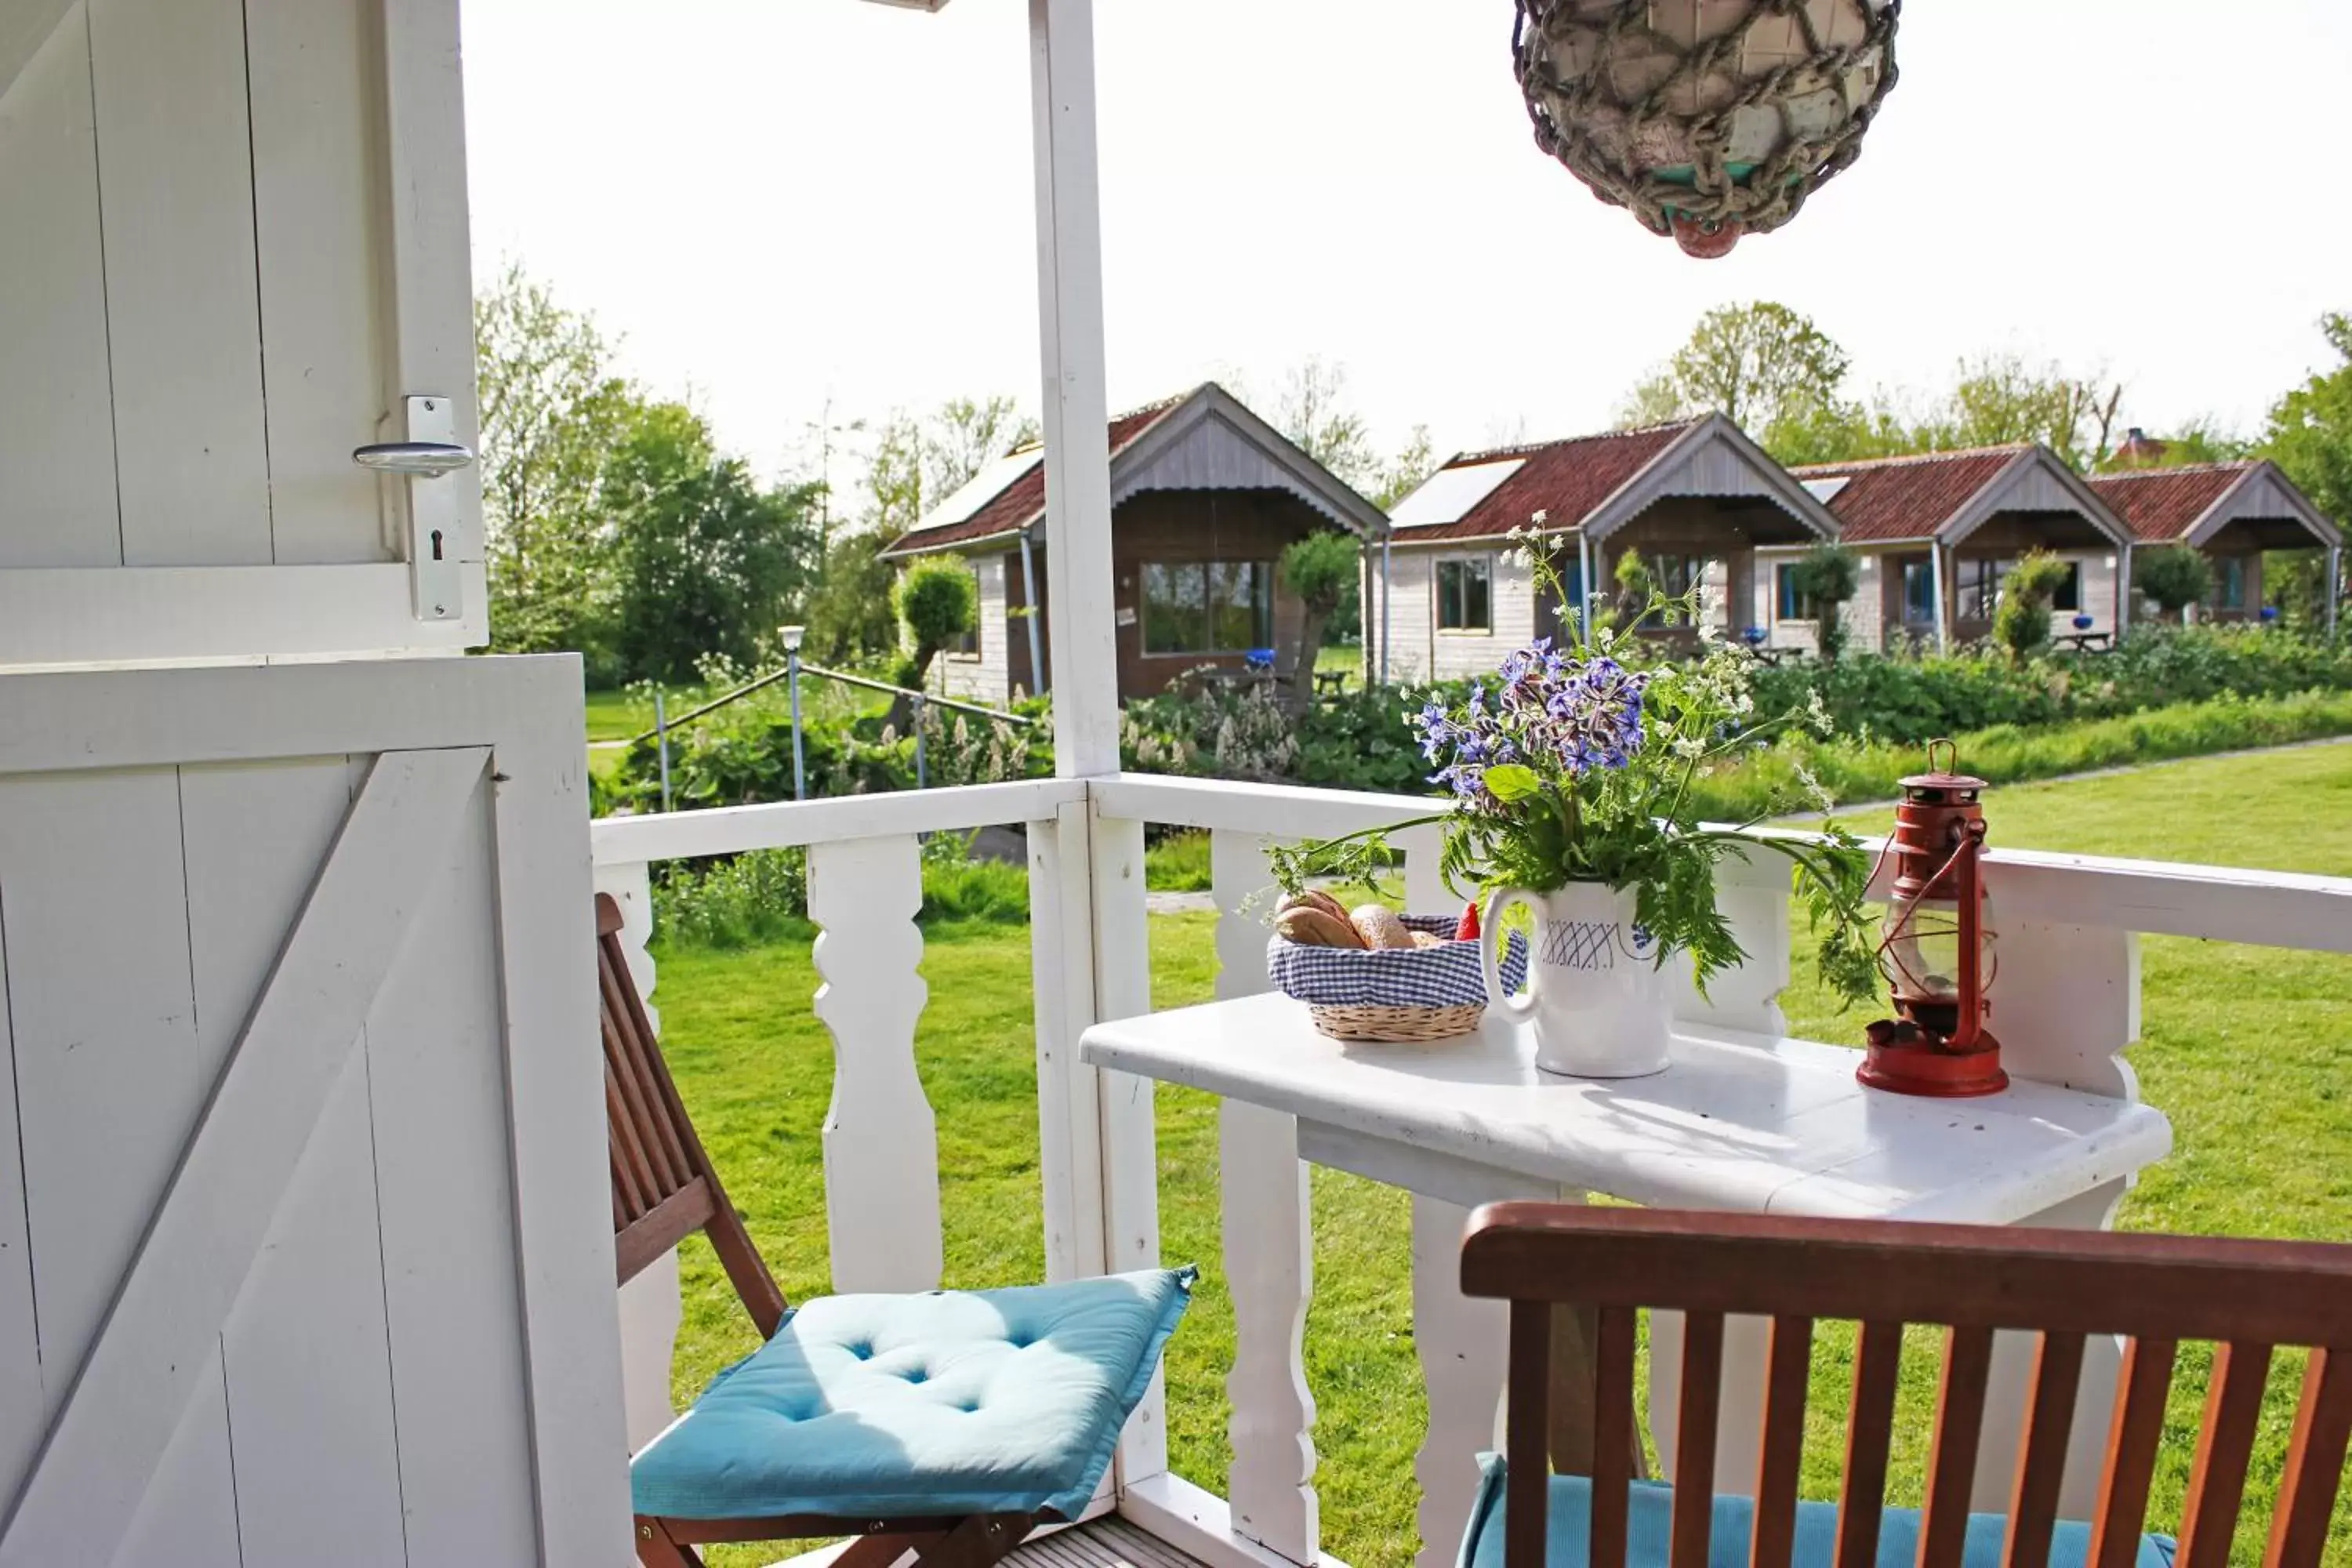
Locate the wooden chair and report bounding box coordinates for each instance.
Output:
[1460,1203,2352,1568]
[600,894,1188,1568]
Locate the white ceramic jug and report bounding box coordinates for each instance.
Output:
[1477,881,1673,1079]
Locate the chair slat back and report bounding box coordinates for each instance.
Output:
[599,894,789,1339]
[1460,1205,2352,1568]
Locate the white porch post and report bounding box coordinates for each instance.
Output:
[2115,542,2132,634]
[1930,539,1951,653]
[2328,544,2342,637]
[1030,0,1118,779]
[1018,526,1047,699]
[1028,0,1167,1515]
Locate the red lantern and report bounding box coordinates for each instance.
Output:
[1859,741,2006,1098]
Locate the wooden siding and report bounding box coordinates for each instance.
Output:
[1113,490,1319,697]
[937,554,1008,706]
[1117,411,1342,520]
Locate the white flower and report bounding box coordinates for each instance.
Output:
[1806,688,1834,736]
[1671,734,1707,760]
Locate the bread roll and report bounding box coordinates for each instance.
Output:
[1276,906,1364,948]
[1350,903,1417,950]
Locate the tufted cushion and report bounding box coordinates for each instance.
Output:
[1457,1458,2177,1568]
[632,1268,1194,1523]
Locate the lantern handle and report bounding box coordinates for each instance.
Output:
[1926,737,1958,776]
[1947,817,1987,1054]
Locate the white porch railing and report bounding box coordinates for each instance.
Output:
[590,775,2352,1568]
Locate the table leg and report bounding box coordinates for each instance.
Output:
[1222,1099,1318,1566]
[1971,1178,2130,1517]
[1410,1195,1506,1568]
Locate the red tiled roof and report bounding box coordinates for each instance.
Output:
[1396,422,1697,544]
[884,394,1188,556]
[1791,447,2029,543]
[2087,463,2253,543]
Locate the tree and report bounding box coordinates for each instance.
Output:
[1278,532,1359,702]
[1275,358,1381,492]
[2136,544,2214,626]
[604,401,821,682]
[1788,543,1861,662]
[893,557,979,691]
[804,396,1035,668]
[1618,302,1854,452]
[1991,550,2071,661]
[474,265,638,673]
[2095,417,2249,473]
[1916,354,2125,470]
[2263,313,2352,530]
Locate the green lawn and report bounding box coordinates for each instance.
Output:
[586,683,715,744]
[647,744,2352,1566]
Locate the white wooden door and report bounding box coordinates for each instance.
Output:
[0,0,485,665]
[0,655,627,1566]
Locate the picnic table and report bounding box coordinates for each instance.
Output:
[2056,630,2114,653]
[1312,669,1350,699]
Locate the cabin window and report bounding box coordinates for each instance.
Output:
[1142,561,1273,654]
[2212,556,2249,611]
[1436,556,1494,633]
[1955,558,2001,622]
[2051,562,2083,614]
[1650,554,1705,599]
[1901,557,1937,625]
[1775,563,1817,622]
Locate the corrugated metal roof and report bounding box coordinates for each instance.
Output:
[2087,463,2252,542]
[1391,423,1698,545]
[883,394,1187,556]
[1791,447,2029,543]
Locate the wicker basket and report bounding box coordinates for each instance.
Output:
[1268,915,1530,1044]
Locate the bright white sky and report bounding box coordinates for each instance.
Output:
[463,0,2352,492]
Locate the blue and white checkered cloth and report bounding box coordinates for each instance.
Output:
[1268,915,1527,1009]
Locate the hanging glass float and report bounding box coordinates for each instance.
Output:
[1512,0,1901,258]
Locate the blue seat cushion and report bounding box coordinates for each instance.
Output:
[1457,1457,2176,1568]
[632,1268,1194,1523]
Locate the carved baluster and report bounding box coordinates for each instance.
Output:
[811,835,943,1295]
[1213,828,1317,1561]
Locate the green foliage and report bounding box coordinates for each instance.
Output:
[2136,545,2216,624]
[1788,543,1860,662]
[2263,313,2352,524]
[1917,354,2122,470]
[474,265,638,677]
[1701,688,2352,823]
[1267,550,1878,1004]
[803,528,902,666]
[1619,302,1852,446]
[605,402,821,682]
[1279,532,1362,697]
[1145,831,1213,892]
[894,557,980,688]
[1749,623,2352,747]
[1991,549,2071,662]
[651,834,1032,951]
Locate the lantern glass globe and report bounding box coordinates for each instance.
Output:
[781,625,806,654]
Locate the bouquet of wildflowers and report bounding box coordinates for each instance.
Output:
[1270,535,1881,1003]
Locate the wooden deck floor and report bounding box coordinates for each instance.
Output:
[774,1517,1210,1568]
[1003,1516,1210,1568]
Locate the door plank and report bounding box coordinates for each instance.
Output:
[87,0,271,565]
[0,4,121,567]
[486,679,633,1561]
[111,1354,241,1568]
[368,793,541,1566]
[185,759,406,1568]
[0,869,38,1512]
[0,769,198,1429]
[0,746,486,1566]
[245,0,390,567]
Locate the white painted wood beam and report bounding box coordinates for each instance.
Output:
[0,0,77,119]
[0,746,489,1566]
[1029,0,1119,777]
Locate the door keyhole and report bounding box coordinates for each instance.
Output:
[430,529,445,561]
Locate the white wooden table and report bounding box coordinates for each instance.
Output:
[1080,992,2172,1568]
